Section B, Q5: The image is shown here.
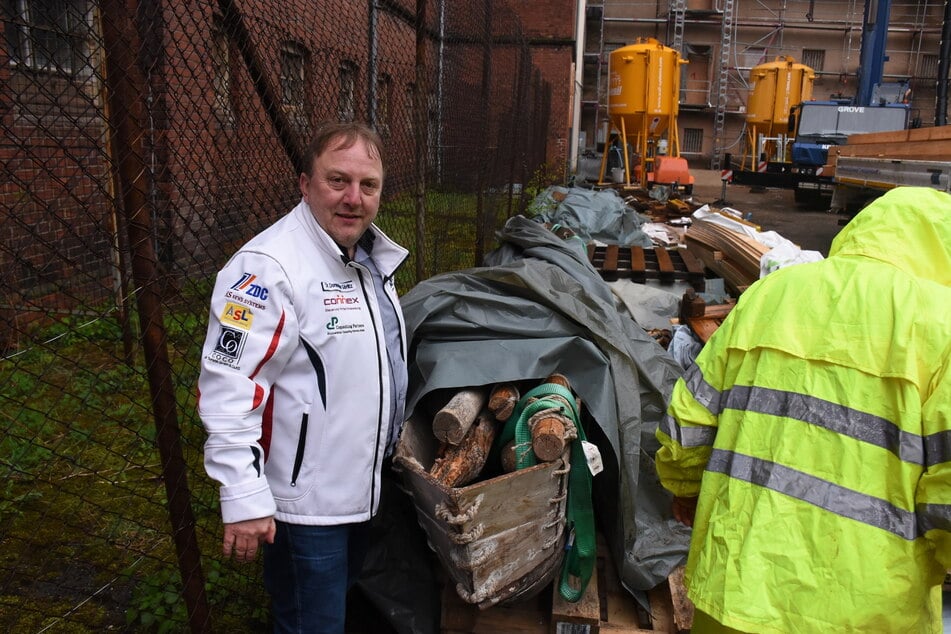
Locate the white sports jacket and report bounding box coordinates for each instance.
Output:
[198,200,409,526]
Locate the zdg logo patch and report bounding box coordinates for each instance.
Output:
[221,302,253,330]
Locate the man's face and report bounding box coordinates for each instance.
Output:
[299,136,383,256]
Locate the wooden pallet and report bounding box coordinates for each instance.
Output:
[441,537,692,634]
[587,244,706,291]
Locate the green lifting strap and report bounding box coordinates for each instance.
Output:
[494,382,596,602]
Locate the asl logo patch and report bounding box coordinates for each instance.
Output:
[221,302,253,330]
[211,326,246,364]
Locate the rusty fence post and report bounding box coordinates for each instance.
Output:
[414,0,429,283]
[99,0,210,631]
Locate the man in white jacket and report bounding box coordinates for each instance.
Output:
[198,121,409,633]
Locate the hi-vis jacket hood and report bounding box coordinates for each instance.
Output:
[655,187,951,633]
[829,186,951,286]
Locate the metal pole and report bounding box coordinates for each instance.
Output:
[569,0,586,175]
[414,0,428,282]
[474,0,492,266]
[99,2,210,631]
[936,0,951,126]
[369,0,378,127]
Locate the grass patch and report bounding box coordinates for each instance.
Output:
[0,182,544,630]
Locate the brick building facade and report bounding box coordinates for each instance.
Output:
[1,0,563,341]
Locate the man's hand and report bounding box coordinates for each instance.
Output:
[672,496,699,527]
[223,517,276,563]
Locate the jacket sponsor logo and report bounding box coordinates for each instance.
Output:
[324,294,359,306]
[230,273,269,300]
[221,302,253,330]
[208,326,246,366]
[326,316,366,335]
[321,280,355,293]
[223,292,266,310]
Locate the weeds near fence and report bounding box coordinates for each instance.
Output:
[0,297,267,631]
[0,190,492,630]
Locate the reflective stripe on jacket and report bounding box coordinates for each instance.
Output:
[656,187,951,633]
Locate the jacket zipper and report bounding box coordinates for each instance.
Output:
[382,272,406,361]
[290,411,308,486]
[355,266,385,512]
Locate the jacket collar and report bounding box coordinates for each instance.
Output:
[293,199,408,277]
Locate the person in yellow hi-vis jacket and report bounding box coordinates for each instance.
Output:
[656,186,951,634]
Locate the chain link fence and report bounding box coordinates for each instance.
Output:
[0,0,555,630]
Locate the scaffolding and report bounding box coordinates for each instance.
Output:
[578,0,946,171]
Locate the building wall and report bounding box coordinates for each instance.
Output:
[580,0,948,168]
[1,0,556,329]
[509,0,578,173]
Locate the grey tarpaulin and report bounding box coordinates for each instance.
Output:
[528,185,654,247]
[400,215,691,599]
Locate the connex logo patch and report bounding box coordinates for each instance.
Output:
[321,280,355,293]
[230,273,269,300]
[324,294,359,307]
[210,326,246,365]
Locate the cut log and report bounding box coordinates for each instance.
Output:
[544,373,571,389]
[487,383,520,422]
[530,374,577,461]
[531,414,568,462]
[433,388,488,445]
[429,410,497,487]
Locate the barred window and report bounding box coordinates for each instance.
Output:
[919,54,940,79]
[211,16,234,126]
[801,49,825,72]
[4,0,89,74]
[339,61,358,122]
[280,42,306,109]
[682,127,703,153]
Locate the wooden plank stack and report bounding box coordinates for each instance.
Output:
[683,216,769,296]
[829,124,951,161]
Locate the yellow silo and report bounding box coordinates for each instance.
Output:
[599,38,693,191]
[744,56,815,169]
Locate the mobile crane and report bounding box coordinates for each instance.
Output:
[731,0,912,208]
[825,1,951,214]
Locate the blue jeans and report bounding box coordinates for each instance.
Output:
[263,520,371,634]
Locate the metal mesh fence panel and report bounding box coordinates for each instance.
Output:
[0,0,553,630]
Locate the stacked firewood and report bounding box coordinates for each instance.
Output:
[427,374,582,488]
